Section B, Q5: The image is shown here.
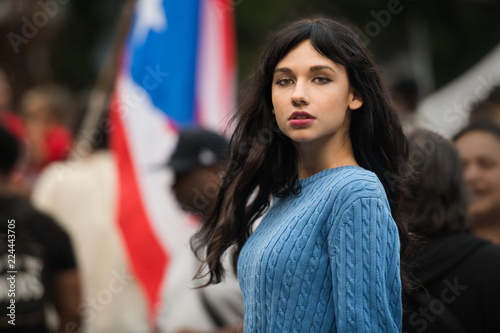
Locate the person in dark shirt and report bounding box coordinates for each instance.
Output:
[0,125,81,332]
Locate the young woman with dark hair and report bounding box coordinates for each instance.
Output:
[193,18,412,332]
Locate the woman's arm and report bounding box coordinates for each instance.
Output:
[329,196,402,332]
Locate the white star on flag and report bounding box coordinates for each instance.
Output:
[132,0,168,43]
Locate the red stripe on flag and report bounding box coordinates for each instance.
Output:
[110,92,168,318]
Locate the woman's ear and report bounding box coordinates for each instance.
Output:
[348,89,363,110]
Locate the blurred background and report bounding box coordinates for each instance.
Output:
[1,1,500,332]
[1,0,499,111]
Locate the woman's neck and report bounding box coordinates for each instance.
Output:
[295,133,358,179]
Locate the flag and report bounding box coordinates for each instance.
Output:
[109,0,236,321]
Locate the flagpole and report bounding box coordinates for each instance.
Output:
[72,0,136,159]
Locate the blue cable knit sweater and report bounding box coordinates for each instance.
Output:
[238,166,402,332]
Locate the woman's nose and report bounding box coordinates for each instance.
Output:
[291,81,309,106]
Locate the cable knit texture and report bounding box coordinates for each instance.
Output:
[238,166,402,332]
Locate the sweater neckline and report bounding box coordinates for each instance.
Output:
[297,165,364,186]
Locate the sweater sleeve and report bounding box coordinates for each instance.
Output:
[329,196,402,333]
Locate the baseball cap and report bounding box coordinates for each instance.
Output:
[168,128,229,174]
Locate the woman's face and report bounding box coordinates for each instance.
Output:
[455,131,500,219]
[271,40,362,147]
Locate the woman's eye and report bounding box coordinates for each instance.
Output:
[313,77,331,84]
[276,78,293,86]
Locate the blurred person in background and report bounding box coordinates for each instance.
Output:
[168,128,230,217]
[403,128,500,333]
[390,77,420,134]
[0,125,81,333]
[468,85,500,124]
[162,127,243,333]
[20,84,74,179]
[0,67,29,196]
[0,67,23,141]
[453,122,500,245]
[31,110,155,333]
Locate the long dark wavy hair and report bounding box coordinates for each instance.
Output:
[192,18,413,294]
[408,129,469,235]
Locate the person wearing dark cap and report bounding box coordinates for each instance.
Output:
[160,127,244,333]
[168,128,229,216]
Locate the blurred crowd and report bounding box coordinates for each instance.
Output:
[1,57,500,333]
[0,62,245,333]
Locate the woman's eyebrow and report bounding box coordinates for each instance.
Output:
[310,65,336,73]
[274,67,293,74]
[274,65,337,74]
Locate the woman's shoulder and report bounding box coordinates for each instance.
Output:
[297,166,390,219]
[323,166,388,204]
[301,165,380,186]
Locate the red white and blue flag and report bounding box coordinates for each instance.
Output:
[110,0,235,322]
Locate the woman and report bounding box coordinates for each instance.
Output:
[403,128,500,333]
[193,18,412,332]
[454,122,500,244]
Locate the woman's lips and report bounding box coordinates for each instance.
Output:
[289,111,315,127]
